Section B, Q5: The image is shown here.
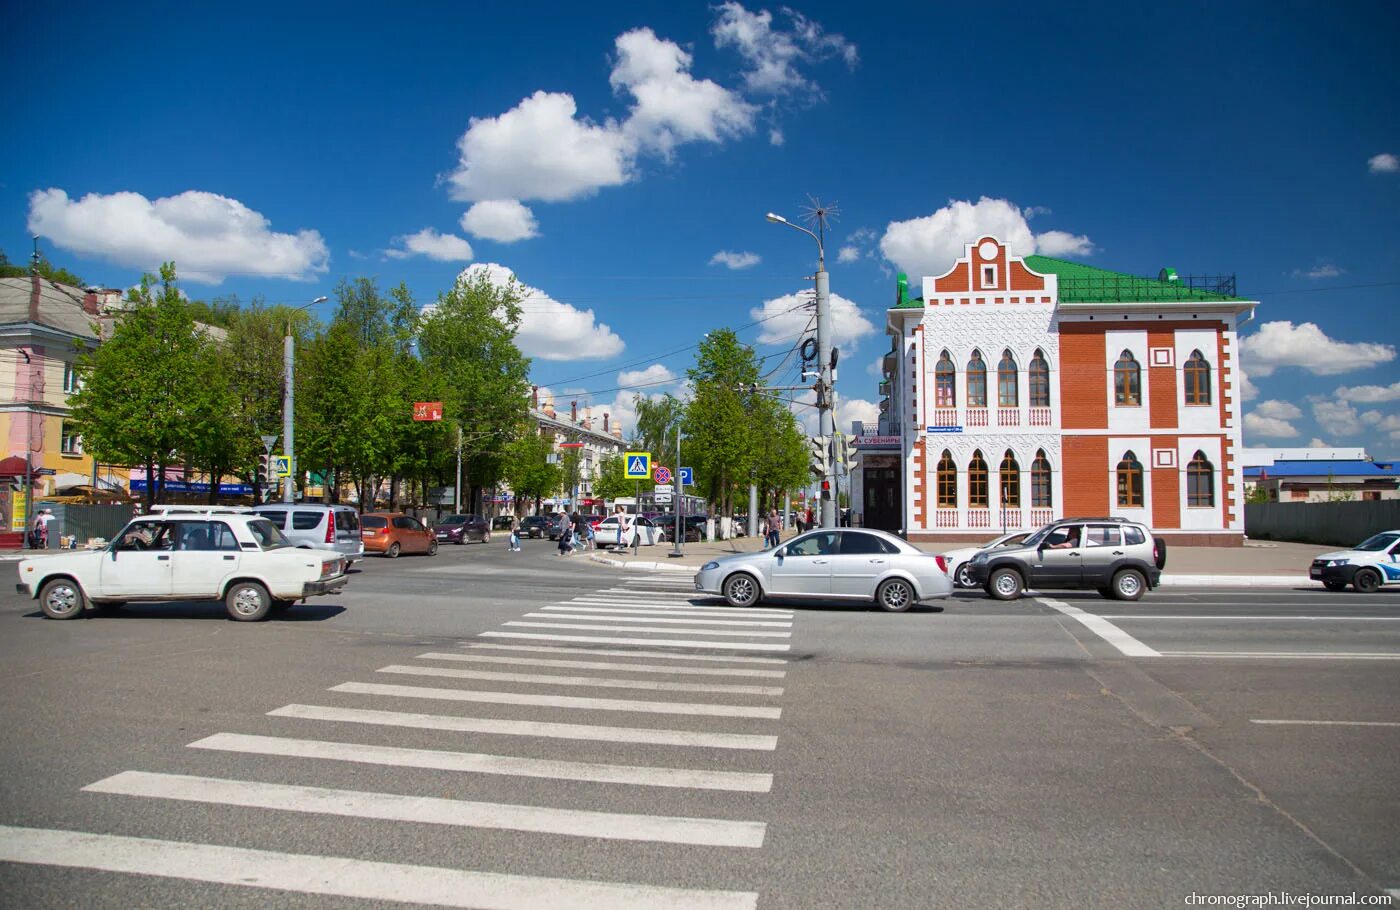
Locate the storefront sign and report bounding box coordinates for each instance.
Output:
[926,426,963,434]
[854,435,901,447]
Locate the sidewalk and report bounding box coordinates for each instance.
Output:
[587,533,1326,588]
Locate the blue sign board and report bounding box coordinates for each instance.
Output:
[129,480,254,495]
[927,426,963,434]
[678,466,694,487]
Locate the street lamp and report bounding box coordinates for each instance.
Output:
[767,209,836,528]
[283,295,328,503]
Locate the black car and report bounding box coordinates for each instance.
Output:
[491,515,514,531]
[518,515,549,539]
[433,513,490,544]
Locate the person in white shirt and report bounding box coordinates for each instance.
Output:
[616,506,634,549]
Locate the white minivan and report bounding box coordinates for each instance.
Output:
[252,504,365,565]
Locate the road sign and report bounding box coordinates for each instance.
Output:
[272,455,291,478]
[413,401,444,421]
[654,484,673,494]
[624,451,651,480]
[678,466,693,486]
[34,468,56,476]
[654,493,672,504]
[259,434,278,453]
[653,465,673,485]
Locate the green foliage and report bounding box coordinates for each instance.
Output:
[591,454,633,502]
[502,430,561,510]
[1245,484,1269,504]
[0,249,84,287]
[634,395,683,463]
[683,329,762,514]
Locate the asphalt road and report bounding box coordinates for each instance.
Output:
[0,539,1396,909]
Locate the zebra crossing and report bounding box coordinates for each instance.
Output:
[0,573,793,908]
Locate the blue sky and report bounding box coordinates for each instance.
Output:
[4,1,1397,456]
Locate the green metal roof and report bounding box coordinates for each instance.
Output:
[893,272,922,308]
[1023,255,1246,303]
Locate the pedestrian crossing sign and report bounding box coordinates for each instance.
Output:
[272,455,291,478]
[624,451,651,480]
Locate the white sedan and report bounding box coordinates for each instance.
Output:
[594,515,665,548]
[940,531,1031,588]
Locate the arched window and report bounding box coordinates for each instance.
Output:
[999,450,1021,507]
[936,449,957,508]
[934,351,956,408]
[1187,451,1214,507]
[1031,449,1052,507]
[1184,350,1211,406]
[1116,451,1144,507]
[1029,349,1051,407]
[1114,350,1141,406]
[968,450,989,508]
[966,350,987,408]
[997,349,1019,407]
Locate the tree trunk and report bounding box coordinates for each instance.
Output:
[144,458,155,513]
[207,466,221,505]
[156,461,167,507]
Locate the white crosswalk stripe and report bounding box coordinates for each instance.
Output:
[20,572,792,906]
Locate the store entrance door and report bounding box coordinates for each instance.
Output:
[862,457,902,532]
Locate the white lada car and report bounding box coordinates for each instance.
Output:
[16,511,349,621]
[1309,530,1400,593]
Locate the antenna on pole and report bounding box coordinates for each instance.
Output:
[799,196,839,262]
[30,236,41,276]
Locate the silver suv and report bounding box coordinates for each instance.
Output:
[252,504,365,564]
[966,517,1165,601]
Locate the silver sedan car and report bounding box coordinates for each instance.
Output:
[694,528,954,612]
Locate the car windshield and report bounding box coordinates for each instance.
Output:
[247,519,290,550]
[1353,532,1400,552]
[444,515,469,524]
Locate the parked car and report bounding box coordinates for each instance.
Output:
[547,513,571,541]
[1310,530,1400,592]
[491,515,515,531]
[433,513,490,545]
[518,515,549,539]
[360,512,437,558]
[252,503,365,564]
[694,528,952,613]
[594,515,665,548]
[16,510,348,621]
[966,517,1164,601]
[940,531,1032,588]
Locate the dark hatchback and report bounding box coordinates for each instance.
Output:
[433,513,490,544]
[518,515,550,539]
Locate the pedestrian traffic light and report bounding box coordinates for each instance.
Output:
[820,479,832,500]
[808,435,829,478]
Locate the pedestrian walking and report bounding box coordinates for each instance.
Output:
[766,509,781,548]
[570,512,586,552]
[508,515,521,552]
[804,506,815,532]
[29,509,52,550]
[557,522,573,556]
[583,517,595,550]
[613,505,627,548]
[619,508,635,551]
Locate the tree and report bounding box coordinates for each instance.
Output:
[634,395,683,464]
[591,454,633,502]
[502,429,560,515]
[684,329,762,516]
[68,263,214,512]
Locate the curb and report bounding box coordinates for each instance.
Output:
[587,554,693,573]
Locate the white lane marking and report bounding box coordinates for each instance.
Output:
[597,588,709,598]
[190,733,774,792]
[1107,614,1400,621]
[1159,651,1400,660]
[417,652,786,679]
[464,643,788,664]
[269,704,778,751]
[85,771,767,848]
[1039,598,1160,657]
[563,601,794,616]
[377,664,784,697]
[530,612,792,629]
[0,824,759,910]
[331,681,783,718]
[1250,719,1400,728]
[478,632,791,653]
[504,622,791,638]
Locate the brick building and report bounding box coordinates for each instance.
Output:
[874,236,1257,545]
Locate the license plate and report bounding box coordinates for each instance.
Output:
[361,531,372,538]
[436,533,448,539]
[1309,569,1321,578]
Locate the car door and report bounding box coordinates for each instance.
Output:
[1079,525,1124,587]
[170,520,241,596]
[394,516,427,552]
[99,520,175,597]
[828,531,891,597]
[1028,524,1084,588]
[768,531,837,596]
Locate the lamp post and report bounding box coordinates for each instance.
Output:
[766,211,836,529]
[283,295,328,503]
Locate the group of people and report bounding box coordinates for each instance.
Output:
[555,510,604,556]
[27,508,54,549]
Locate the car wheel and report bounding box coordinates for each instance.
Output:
[954,562,974,588]
[426,540,438,556]
[1353,568,1383,594]
[1322,579,1348,592]
[38,578,86,620]
[225,581,272,622]
[1153,537,1168,571]
[1110,569,1146,601]
[454,535,464,545]
[722,573,761,608]
[386,542,401,559]
[987,567,1024,601]
[482,532,491,544]
[876,578,916,613]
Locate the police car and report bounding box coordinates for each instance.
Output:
[1309,530,1400,593]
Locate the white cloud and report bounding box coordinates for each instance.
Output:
[1244,412,1299,439]
[27,188,328,284]
[749,290,875,346]
[878,197,1094,280]
[866,355,884,378]
[1379,413,1400,433]
[769,128,785,146]
[1033,230,1096,258]
[1307,437,1330,448]
[1332,381,1400,403]
[460,200,539,243]
[456,263,624,361]
[1241,321,1396,377]
[1237,367,1259,403]
[709,250,760,269]
[711,2,857,96]
[1290,263,1343,279]
[837,246,861,264]
[385,228,474,262]
[838,397,880,434]
[618,364,677,389]
[1368,153,1398,173]
[1253,399,1303,421]
[1311,399,1361,437]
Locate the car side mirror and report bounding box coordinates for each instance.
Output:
[775,547,786,559]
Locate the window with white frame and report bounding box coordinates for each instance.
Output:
[63,362,81,394]
[980,265,997,289]
[61,422,83,455]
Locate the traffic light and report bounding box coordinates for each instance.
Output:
[820,479,832,500]
[808,435,829,478]
[835,434,855,468]
[255,452,271,487]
